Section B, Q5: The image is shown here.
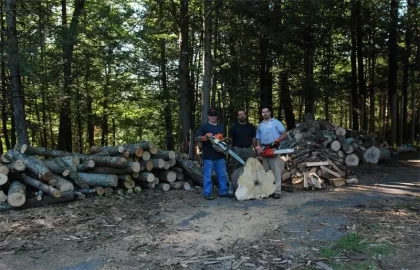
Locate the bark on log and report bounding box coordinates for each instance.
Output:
[175,156,203,186]
[138,182,155,189]
[24,192,74,208]
[7,180,26,207]
[0,202,12,212]
[151,149,176,160]
[234,158,276,201]
[89,145,124,156]
[150,158,165,169]
[23,175,61,197]
[51,156,85,188]
[77,160,95,172]
[17,144,72,157]
[9,150,53,181]
[336,135,349,151]
[50,175,74,192]
[139,160,153,171]
[153,170,176,183]
[157,183,170,192]
[90,162,140,175]
[0,173,8,185]
[169,181,182,190]
[119,178,135,189]
[77,173,118,187]
[123,145,144,157]
[137,172,155,183]
[80,156,127,168]
[76,187,104,196]
[170,166,184,173]
[131,141,158,154]
[44,159,70,176]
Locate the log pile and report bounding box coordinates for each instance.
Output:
[0,141,191,212]
[279,120,391,190]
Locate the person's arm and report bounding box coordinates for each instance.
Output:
[255,126,263,154]
[195,125,212,142]
[228,125,234,149]
[251,125,257,148]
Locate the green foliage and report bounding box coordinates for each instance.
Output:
[0,0,419,153]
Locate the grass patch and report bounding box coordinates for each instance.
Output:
[395,200,420,211]
[317,232,393,270]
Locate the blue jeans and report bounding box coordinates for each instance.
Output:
[203,159,228,196]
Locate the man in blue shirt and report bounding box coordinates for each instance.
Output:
[196,108,234,200]
[255,106,287,199]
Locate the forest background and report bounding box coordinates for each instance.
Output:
[0,0,419,155]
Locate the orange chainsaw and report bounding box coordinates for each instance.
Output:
[257,144,294,157]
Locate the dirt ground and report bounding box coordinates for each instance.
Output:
[0,152,419,270]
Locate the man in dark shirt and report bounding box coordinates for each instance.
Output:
[195,108,234,200]
[229,109,256,171]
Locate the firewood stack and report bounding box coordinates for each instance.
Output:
[0,141,190,212]
[280,120,391,189]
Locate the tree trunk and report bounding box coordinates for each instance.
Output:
[369,29,376,133]
[179,0,192,152]
[388,0,398,147]
[1,0,10,151]
[101,51,111,146]
[356,0,366,130]
[402,0,415,142]
[158,2,174,151]
[280,71,295,129]
[351,0,359,130]
[201,0,212,124]
[6,0,29,145]
[57,0,86,151]
[303,24,315,114]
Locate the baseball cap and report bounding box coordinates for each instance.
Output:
[208,108,218,116]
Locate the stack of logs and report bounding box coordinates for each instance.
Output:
[280,120,391,189]
[0,141,190,211]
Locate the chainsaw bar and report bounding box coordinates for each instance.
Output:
[208,136,246,166]
[272,149,294,155]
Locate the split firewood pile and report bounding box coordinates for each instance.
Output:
[0,141,191,212]
[280,120,391,189]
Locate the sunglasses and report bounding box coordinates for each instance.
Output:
[208,113,218,116]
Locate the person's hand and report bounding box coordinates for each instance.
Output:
[202,133,213,141]
[214,133,224,140]
[255,146,263,154]
[272,138,281,147]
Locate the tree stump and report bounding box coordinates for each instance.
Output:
[233,158,276,201]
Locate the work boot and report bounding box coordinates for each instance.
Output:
[272,193,281,199]
[204,195,214,200]
[219,193,234,198]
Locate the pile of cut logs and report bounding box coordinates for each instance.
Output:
[280,120,391,189]
[0,141,190,211]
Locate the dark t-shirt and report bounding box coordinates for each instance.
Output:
[229,122,256,147]
[196,123,226,160]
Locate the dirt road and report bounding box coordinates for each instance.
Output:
[0,152,419,270]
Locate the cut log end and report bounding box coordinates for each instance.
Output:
[0,173,8,185]
[234,158,276,201]
[345,154,359,166]
[7,181,26,207]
